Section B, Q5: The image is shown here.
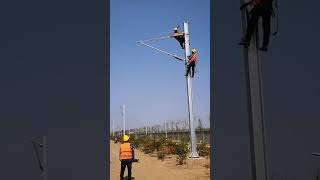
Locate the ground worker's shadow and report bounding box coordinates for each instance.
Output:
[123,176,135,180]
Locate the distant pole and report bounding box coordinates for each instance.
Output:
[121,104,126,136]
[145,126,148,135]
[183,21,199,158]
[240,0,268,180]
[165,122,168,139]
[112,119,115,137]
[43,136,47,180]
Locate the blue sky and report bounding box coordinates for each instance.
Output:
[110,0,210,131]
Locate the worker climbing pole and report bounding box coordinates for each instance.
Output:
[172,26,185,49]
[137,21,199,158]
[239,0,279,180]
[239,0,278,51]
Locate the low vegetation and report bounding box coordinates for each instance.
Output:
[197,141,210,157]
[114,135,210,165]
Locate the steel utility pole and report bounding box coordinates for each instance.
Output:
[121,104,126,136]
[112,118,115,137]
[165,122,168,139]
[145,126,148,135]
[183,21,199,158]
[240,1,268,180]
[137,21,198,158]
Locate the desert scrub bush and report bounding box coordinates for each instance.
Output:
[159,145,176,155]
[131,137,143,149]
[141,137,156,154]
[197,142,210,157]
[157,151,166,160]
[142,143,155,154]
[174,140,189,165]
[160,140,176,155]
[153,136,167,152]
[152,139,162,152]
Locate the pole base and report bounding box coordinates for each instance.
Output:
[189,152,199,158]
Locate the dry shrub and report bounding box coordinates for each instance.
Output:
[160,145,176,155]
[174,140,189,165]
[197,142,210,157]
[157,151,166,160]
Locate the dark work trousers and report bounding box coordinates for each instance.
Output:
[120,160,132,180]
[174,36,185,49]
[244,6,272,46]
[186,62,196,78]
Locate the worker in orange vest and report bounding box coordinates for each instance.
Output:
[171,26,185,49]
[119,135,134,180]
[239,0,275,51]
[185,48,197,78]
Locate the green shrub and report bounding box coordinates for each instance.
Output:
[131,137,143,149]
[142,142,155,154]
[141,137,156,154]
[157,151,166,160]
[159,145,176,155]
[197,142,210,157]
[174,140,189,165]
[153,139,162,152]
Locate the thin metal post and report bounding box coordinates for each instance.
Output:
[121,104,126,136]
[165,122,168,139]
[240,1,268,180]
[112,118,115,137]
[43,136,47,180]
[183,21,199,158]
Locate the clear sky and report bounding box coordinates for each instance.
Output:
[110,0,210,131]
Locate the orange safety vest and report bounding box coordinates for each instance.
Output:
[188,53,197,64]
[119,143,133,160]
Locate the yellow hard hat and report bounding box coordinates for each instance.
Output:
[123,135,129,142]
[192,48,196,53]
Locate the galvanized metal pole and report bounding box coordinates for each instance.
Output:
[183,21,199,158]
[165,122,168,139]
[43,136,47,180]
[240,1,268,180]
[122,104,126,136]
[112,118,115,137]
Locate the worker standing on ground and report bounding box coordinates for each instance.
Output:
[239,0,275,51]
[171,27,185,49]
[119,135,134,180]
[185,48,197,78]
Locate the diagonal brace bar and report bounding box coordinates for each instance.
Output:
[137,41,185,61]
[139,35,172,43]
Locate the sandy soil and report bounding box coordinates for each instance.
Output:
[110,141,210,180]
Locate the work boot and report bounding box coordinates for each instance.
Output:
[238,39,249,48]
[259,45,268,51]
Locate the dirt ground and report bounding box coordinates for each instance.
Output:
[110,141,210,180]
